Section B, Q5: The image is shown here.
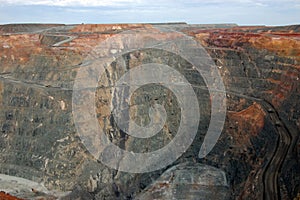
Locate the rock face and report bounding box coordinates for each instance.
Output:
[0,23,299,199]
[135,163,229,200]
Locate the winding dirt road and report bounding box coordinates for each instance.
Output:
[260,101,292,200]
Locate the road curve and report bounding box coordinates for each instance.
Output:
[260,101,292,200]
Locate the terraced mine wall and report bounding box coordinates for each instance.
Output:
[0,23,299,199]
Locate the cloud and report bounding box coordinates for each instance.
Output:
[0,0,299,25]
[1,0,299,8]
[1,0,142,7]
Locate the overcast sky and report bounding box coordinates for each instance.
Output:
[0,0,299,25]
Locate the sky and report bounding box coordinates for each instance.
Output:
[0,0,299,25]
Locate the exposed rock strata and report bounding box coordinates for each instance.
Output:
[0,23,299,199]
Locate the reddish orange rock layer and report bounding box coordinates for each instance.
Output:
[249,35,300,60]
[0,192,23,200]
[0,34,42,64]
[228,103,266,147]
[230,102,266,134]
[191,28,300,61]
